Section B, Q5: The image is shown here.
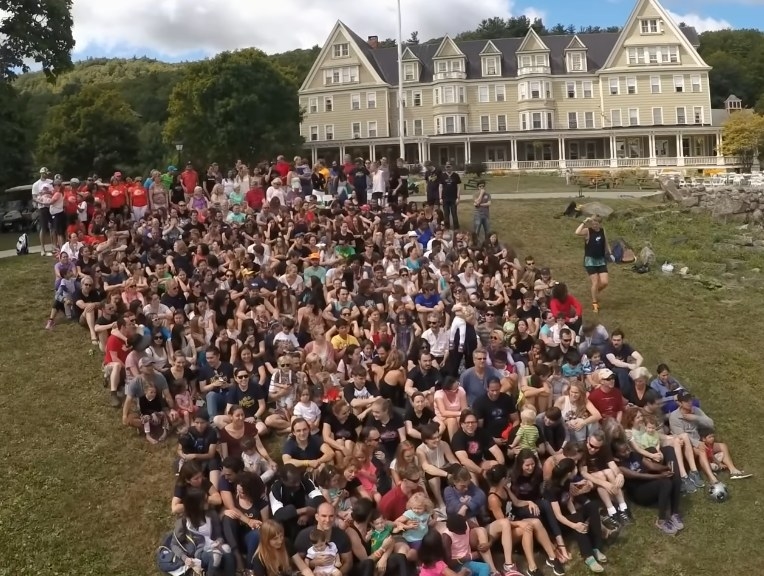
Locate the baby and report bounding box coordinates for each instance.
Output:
[240,436,276,483]
[510,407,539,454]
[306,529,342,576]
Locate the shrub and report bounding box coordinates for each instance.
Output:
[465,162,488,177]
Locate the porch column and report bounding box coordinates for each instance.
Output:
[311,147,318,166]
[558,137,567,169]
[369,143,376,162]
[676,133,684,167]
[716,131,724,166]
[510,139,518,170]
[648,133,657,167]
[339,145,346,160]
[464,139,471,164]
[609,134,618,169]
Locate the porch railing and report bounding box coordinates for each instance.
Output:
[566,159,610,169]
[723,156,742,166]
[517,160,559,170]
[656,157,678,166]
[617,158,650,167]
[484,161,513,170]
[684,156,717,166]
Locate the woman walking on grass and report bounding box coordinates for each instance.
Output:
[575,215,613,313]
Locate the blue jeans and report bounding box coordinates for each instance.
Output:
[245,531,261,567]
[452,560,489,576]
[206,390,227,420]
[201,550,236,576]
[473,214,489,242]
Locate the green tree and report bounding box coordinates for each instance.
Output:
[163,48,303,165]
[36,85,141,177]
[269,47,321,87]
[0,0,75,80]
[721,112,764,172]
[755,94,764,116]
[699,29,764,108]
[0,83,32,188]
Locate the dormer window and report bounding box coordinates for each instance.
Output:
[332,43,349,58]
[482,56,499,77]
[403,62,418,82]
[640,19,660,34]
[567,52,584,72]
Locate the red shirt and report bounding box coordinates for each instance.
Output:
[103,334,129,366]
[246,187,265,210]
[550,295,582,321]
[64,187,79,215]
[129,185,148,207]
[274,161,290,180]
[108,185,127,208]
[181,169,199,192]
[588,386,625,419]
[379,485,422,521]
[342,162,355,177]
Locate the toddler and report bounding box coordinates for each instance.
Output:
[292,383,322,434]
[173,380,197,430]
[46,266,77,329]
[306,529,342,576]
[316,465,353,521]
[240,436,276,483]
[509,408,539,454]
[367,508,395,558]
[394,492,434,560]
[139,381,169,444]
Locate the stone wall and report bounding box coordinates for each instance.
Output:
[660,179,764,223]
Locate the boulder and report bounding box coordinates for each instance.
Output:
[580,202,614,218]
[681,196,700,208]
[712,196,746,217]
[660,178,683,202]
[733,235,754,247]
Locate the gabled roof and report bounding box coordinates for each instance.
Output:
[600,0,709,69]
[516,28,550,52]
[479,40,502,56]
[565,35,587,51]
[322,24,701,85]
[432,36,466,59]
[401,47,419,62]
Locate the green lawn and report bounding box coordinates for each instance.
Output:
[0,232,40,252]
[0,199,760,576]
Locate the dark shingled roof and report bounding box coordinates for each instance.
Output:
[351,27,700,85]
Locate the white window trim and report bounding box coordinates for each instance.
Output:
[693,106,704,124]
[412,90,422,107]
[404,62,417,82]
[309,125,319,141]
[628,108,639,126]
[480,114,491,132]
[367,121,378,138]
[639,18,661,35]
[690,75,702,93]
[676,106,686,124]
[333,43,350,58]
[478,85,490,103]
[367,92,377,109]
[324,124,335,140]
[609,77,620,96]
[323,96,333,112]
[351,94,361,111]
[308,97,318,113]
[626,76,637,95]
[482,56,499,77]
[486,146,508,162]
[496,114,507,131]
[673,75,685,93]
[650,76,661,94]
[568,111,578,129]
[652,107,663,125]
[584,111,595,129]
[413,119,423,136]
[567,52,585,73]
[566,81,576,99]
[610,109,622,127]
[495,85,506,102]
[351,122,362,138]
[582,80,593,98]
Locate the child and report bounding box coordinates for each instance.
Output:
[632,417,662,456]
[417,528,470,576]
[173,378,197,430]
[353,444,382,503]
[46,266,78,329]
[509,408,539,455]
[306,529,342,576]
[442,515,492,576]
[292,383,322,434]
[240,436,277,484]
[699,431,751,481]
[394,492,434,560]
[561,349,584,382]
[139,381,169,444]
[367,508,395,558]
[316,465,353,521]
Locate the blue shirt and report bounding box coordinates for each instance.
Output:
[460,366,503,405]
[414,293,440,309]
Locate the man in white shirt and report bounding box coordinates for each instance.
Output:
[31,167,53,255]
[422,314,450,367]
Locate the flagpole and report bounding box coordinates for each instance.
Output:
[397,0,405,161]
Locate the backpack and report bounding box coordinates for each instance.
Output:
[155,523,205,575]
[16,233,28,255]
[155,532,187,575]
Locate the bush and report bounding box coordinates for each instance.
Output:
[465,162,487,177]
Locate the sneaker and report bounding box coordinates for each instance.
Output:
[655,519,677,535]
[592,301,600,313]
[730,470,752,480]
[109,391,121,408]
[619,509,634,524]
[40,250,47,257]
[584,557,604,573]
[681,476,697,494]
[603,515,620,531]
[615,511,631,526]
[503,564,523,576]
[525,569,543,576]
[433,507,447,520]
[546,557,566,575]
[45,319,54,330]
[689,470,705,488]
[670,513,685,531]
[592,549,607,564]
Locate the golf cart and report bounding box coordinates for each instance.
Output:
[1,185,38,233]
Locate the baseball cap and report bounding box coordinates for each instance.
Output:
[39,166,49,174]
[167,165,177,172]
[70,178,80,185]
[676,390,693,402]
[309,252,320,260]
[407,231,418,237]
[598,368,615,380]
[138,356,158,368]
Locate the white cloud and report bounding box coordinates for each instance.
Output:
[665,10,732,32]
[69,0,539,57]
[522,7,547,23]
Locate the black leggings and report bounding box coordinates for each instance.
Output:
[626,477,681,521]
[352,553,410,576]
[513,498,563,538]
[561,499,603,559]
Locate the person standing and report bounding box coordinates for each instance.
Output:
[575,215,613,312]
[32,167,53,255]
[440,163,461,230]
[472,180,490,243]
[351,158,370,205]
[423,162,442,206]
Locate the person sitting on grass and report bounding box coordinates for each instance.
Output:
[46,262,77,329]
[698,430,752,483]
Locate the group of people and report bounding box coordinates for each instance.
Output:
[42,154,752,576]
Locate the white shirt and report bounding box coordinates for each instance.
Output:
[60,241,83,260]
[293,400,321,423]
[372,170,386,193]
[422,327,450,357]
[33,178,53,208]
[266,186,286,205]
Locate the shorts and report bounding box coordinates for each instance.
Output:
[38,207,51,231]
[51,212,66,236]
[585,264,608,275]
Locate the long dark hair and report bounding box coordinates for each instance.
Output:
[544,457,576,491]
[510,449,542,485]
[417,528,447,567]
[182,487,208,528]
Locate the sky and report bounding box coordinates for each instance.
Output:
[39,0,764,62]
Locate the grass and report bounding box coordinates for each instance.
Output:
[0,198,761,576]
[0,232,39,252]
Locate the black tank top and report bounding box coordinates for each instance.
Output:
[584,229,607,259]
[347,524,371,560]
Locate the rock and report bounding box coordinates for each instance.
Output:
[681,196,700,208]
[580,202,614,218]
[753,209,763,223]
[660,179,683,202]
[753,239,764,247]
[725,259,745,270]
[733,235,754,246]
[752,268,761,273]
[712,196,746,217]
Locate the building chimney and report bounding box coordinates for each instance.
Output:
[368,35,379,49]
